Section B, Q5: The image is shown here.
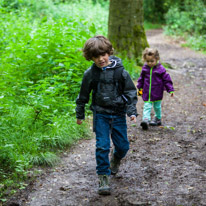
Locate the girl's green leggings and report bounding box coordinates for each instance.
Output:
[143,101,162,120]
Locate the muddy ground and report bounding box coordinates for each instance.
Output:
[6,29,206,206]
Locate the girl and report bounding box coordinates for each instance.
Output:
[137,48,174,130]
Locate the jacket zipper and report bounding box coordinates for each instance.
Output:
[148,67,153,102]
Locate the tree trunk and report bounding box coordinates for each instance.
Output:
[108,0,149,60]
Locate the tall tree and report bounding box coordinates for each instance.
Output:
[108,0,149,60]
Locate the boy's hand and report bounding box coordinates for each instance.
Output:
[170,92,174,97]
[77,119,83,125]
[130,115,137,123]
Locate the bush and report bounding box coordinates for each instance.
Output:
[164,0,206,51]
[0,0,108,200]
[0,0,140,201]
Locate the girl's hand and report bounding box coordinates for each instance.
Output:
[138,89,143,96]
[77,119,83,125]
[170,93,174,97]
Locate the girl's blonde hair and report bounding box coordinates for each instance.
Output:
[142,48,160,62]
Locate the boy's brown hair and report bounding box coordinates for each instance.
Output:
[83,35,114,61]
[142,47,160,62]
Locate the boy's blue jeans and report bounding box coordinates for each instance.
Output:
[143,101,162,120]
[95,113,129,175]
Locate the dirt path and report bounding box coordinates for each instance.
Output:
[7,29,206,206]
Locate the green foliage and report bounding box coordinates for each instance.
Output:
[143,0,193,23]
[183,36,206,52]
[144,0,206,52]
[165,1,206,35]
[0,0,110,201]
[144,22,162,30]
[121,57,142,80]
[143,0,172,23]
[164,0,206,51]
[0,105,90,199]
[0,0,140,201]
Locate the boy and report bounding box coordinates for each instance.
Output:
[76,35,138,195]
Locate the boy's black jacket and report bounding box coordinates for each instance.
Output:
[76,56,138,119]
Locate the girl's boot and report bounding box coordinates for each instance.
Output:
[150,116,161,126]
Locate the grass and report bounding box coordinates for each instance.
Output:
[144,21,162,30]
[182,35,206,53]
[164,28,206,53]
[0,105,91,200]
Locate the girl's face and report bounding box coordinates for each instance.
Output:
[145,55,157,68]
[92,53,111,68]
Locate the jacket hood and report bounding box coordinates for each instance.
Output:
[109,56,123,69]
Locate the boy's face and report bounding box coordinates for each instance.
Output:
[92,53,111,68]
[145,55,157,68]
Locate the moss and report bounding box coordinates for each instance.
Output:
[132,24,149,58]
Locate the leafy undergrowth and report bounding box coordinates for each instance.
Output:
[164,0,206,52]
[0,0,141,202]
[0,0,104,202]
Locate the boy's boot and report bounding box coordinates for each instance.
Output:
[140,118,149,130]
[110,153,121,175]
[149,117,161,126]
[98,175,111,195]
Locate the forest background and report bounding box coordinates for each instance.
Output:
[0,0,205,202]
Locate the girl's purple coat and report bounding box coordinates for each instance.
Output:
[137,63,174,102]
